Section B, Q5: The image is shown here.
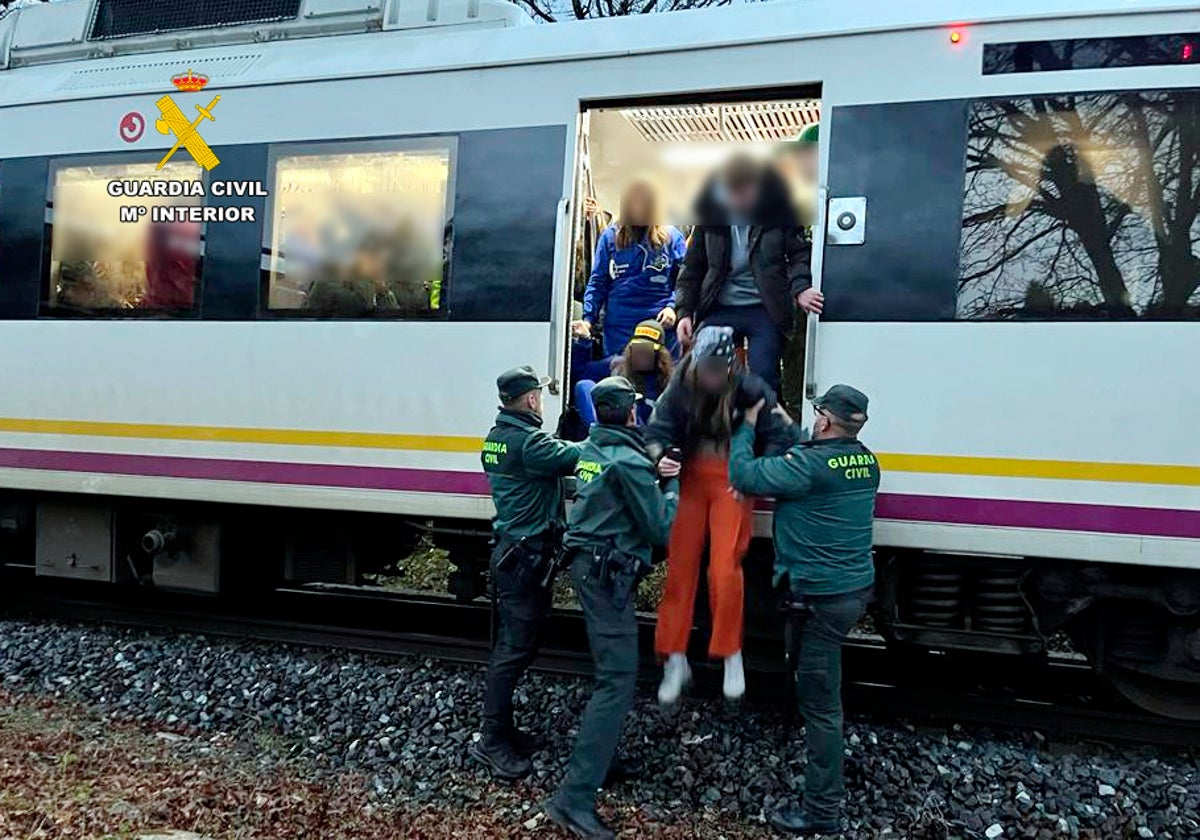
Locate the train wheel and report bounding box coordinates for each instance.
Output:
[1074,603,1200,721]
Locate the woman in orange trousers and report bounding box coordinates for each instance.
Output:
[646,326,796,702]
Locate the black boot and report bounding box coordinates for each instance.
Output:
[601,755,644,788]
[767,805,842,835]
[469,734,531,781]
[545,796,616,840]
[509,727,541,757]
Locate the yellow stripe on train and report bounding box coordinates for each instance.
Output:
[878,453,1199,487]
[0,415,1195,486]
[0,417,480,453]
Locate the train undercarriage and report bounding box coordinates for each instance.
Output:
[2,493,1198,721]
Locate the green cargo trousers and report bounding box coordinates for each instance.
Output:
[791,583,871,822]
[555,549,639,809]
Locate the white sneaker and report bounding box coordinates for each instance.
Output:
[723,651,745,701]
[657,653,691,705]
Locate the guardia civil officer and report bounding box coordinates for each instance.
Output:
[728,385,879,836]
[545,376,680,840]
[472,366,581,780]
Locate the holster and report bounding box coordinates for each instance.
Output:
[495,533,555,590]
[777,574,809,675]
[589,544,645,611]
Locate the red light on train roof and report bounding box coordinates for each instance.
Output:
[1184,43,1195,61]
[950,30,962,44]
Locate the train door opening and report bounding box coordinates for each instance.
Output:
[564,90,823,437]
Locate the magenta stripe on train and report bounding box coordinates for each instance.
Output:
[0,447,1195,539]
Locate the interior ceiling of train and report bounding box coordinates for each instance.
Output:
[587,99,820,224]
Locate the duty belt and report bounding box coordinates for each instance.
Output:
[494,527,563,590]
[578,543,646,609]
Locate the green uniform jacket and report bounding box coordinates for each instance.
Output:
[728,424,880,595]
[563,424,680,564]
[481,409,581,540]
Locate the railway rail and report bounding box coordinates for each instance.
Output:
[3,578,1198,750]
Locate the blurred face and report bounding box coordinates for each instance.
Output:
[695,359,730,395]
[622,183,655,226]
[794,145,818,186]
[628,343,656,372]
[725,179,759,215]
[777,147,818,226]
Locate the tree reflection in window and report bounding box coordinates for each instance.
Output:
[957,89,1199,319]
[265,141,454,318]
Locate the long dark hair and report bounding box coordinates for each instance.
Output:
[672,352,743,444]
[613,343,673,396]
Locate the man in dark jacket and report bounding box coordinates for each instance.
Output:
[728,384,879,836]
[674,155,821,392]
[473,366,581,780]
[546,377,680,840]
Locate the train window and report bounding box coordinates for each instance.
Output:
[956,88,1200,320]
[263,138,456,319]
[45,160,205,316]
[983,33,1200,75]
[90,0,302,40]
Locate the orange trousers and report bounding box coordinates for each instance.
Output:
[654,456,754,659]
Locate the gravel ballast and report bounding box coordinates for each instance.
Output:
[1,618,1197,839]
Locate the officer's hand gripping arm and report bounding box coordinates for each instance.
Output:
[728,424,812,499]
[522,434,582,477]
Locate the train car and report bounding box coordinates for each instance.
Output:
[0,0,1197,715]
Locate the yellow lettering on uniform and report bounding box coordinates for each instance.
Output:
[576,460,603,483]
[827,458,839,469]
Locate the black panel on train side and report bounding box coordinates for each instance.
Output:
[201,144,268,320]
[0,157,48,318]
[449,125,567,322]
[822,99,969,321]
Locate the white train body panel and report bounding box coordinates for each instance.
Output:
[0,0,1196,568]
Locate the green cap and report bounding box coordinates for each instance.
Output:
[497,365,551,402]
[590,375,642,414]
[627,319,666,351]
[814,384,868,422]
[795,122,819,145]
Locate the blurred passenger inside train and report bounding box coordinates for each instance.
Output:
[304,222,442,317]
[647,326,796,704]
[572,178,687,357]
[572,319,675,428]
[143,219,200,310]
[774,123,822,231]
[674,154,820,392]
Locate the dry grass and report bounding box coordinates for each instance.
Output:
[0,688,773,840]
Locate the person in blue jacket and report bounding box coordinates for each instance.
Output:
[572,178,687,357]
[573,319,675,427]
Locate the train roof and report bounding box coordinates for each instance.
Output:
[0,0,1197,108]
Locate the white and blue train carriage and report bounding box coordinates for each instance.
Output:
[0,0,1197,715]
